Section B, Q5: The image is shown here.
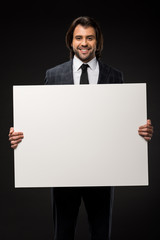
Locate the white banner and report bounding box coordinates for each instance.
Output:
[13,84,148,187]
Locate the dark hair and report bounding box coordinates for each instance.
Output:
[65,16,103,59]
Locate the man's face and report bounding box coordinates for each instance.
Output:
[72,24,97,63]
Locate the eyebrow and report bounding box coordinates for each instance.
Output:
[74,35,96,38]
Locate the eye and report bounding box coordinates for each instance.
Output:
[75,36,82,40]
[87,36,95,41]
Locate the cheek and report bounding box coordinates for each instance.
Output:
[93,43,97,51]
[91,41,97,49]
[72,41,78,49]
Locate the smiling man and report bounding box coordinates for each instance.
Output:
[9,16,153,240]
[71,24,97,62]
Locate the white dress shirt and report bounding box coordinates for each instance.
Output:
[73,56,99,85]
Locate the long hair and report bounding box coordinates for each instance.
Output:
[65,16,103,60]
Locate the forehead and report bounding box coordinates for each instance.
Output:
[73,24,96,36]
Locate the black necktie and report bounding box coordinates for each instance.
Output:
[80,64,89,84]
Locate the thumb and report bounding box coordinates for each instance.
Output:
[9,127,14,135]
[147,119,151,125]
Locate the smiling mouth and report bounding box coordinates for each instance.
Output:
[78,48,90,54]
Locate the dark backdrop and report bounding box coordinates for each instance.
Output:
[1,2,160,240]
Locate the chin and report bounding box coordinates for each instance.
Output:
[79,54,93,62]
[74,50,95,62]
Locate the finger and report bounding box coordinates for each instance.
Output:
[138,131,153,136]
[9,135,24,141]
[147,119,152,125]
[138,128,153,134]
[139,133,152,142]
[11,143,18,149]
[12,131,24,136]
[9,127,14,135]
[10,139,22,145]
[138,131,152,137]
[139,119,153,129]
[9,132,24,138]
[139,124,148,129]
[9,135,24,142]
[144,136,152,141]
[139,124,153,129]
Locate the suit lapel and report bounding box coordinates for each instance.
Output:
[63,59,110,85]
[98,61,110,84]
[63,59,74,84]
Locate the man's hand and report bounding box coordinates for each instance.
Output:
[8,127,24,149]
[138,119,153,141]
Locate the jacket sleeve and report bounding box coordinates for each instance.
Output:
[44,70,49,85]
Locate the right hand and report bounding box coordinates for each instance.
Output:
[8,127,24,149]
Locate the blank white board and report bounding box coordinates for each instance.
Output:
[13,84,148,187]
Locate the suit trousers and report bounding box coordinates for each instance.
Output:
[51,186,114,240]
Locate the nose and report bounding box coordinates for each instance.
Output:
[81,38,88,46]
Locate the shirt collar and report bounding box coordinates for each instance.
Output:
[73,55,98,71]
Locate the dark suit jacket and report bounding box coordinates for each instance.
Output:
[44,59,123,85]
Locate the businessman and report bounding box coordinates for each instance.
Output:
[9,16,153,240]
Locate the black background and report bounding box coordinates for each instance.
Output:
[1,2,160,239]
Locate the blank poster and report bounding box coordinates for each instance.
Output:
[13,84,148,187]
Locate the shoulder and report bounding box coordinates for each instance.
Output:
[44,59,73,85]
[46,60,72,75]
[99,61,122,74]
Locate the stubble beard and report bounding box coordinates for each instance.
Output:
[73,48,96,63]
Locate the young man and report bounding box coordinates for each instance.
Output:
[9,16,153,240]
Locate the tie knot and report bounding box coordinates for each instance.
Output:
[81,64,89,71]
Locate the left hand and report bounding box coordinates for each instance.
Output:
[138,119,153,142]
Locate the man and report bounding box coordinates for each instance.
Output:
[9,16,153,240]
